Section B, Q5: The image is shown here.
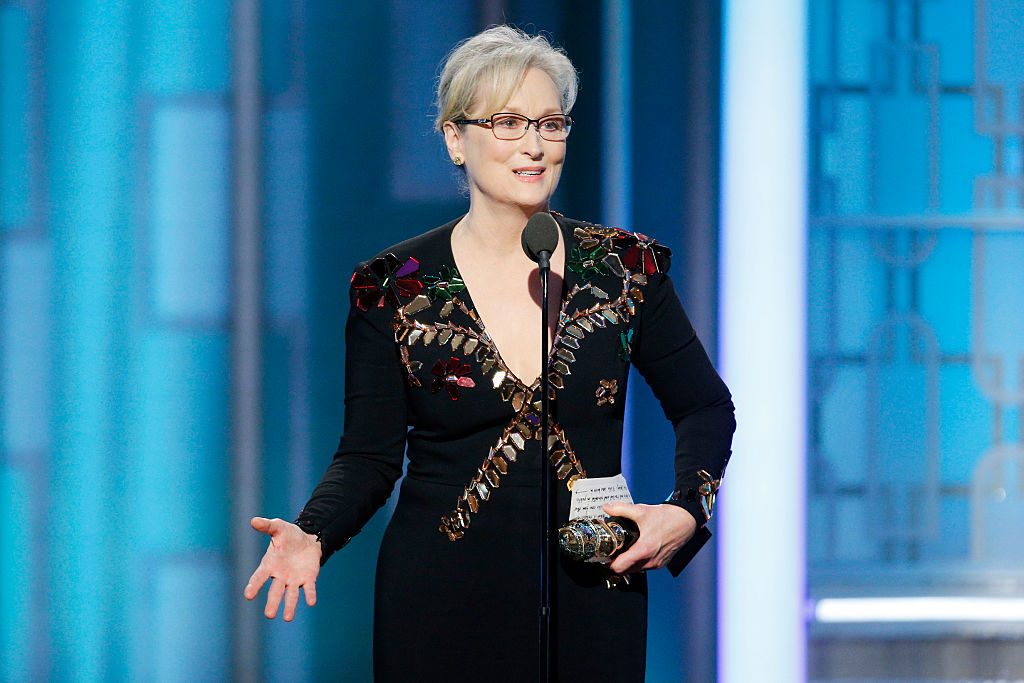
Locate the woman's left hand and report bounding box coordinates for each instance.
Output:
[601,502,698,575]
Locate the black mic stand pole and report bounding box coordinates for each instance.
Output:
[538,248,554,683]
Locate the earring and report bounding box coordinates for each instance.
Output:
[453,156,463,166]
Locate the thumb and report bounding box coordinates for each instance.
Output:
[602,502,635,519]
[250,516,273,534]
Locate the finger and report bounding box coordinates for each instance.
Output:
[602,502,638,520]
[611,541,650,575]
[303,581,317,607]
[265,577,286,619]
[244,565,269,600]
[610,550,639,575]
[283,583,300,622]
[251,516,272,533]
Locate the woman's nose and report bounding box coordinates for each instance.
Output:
[519,125,544,155]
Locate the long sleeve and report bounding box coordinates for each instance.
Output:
[295,268,409,564]
[631,270,736,572]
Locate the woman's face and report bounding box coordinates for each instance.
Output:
[444,67,567,215]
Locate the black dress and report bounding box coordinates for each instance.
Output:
[295,212,735,682]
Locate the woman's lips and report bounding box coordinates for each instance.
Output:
[513,168,546,183]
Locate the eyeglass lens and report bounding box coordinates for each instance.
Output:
[491,114,570,140]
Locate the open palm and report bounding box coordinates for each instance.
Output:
[243,517,322,621]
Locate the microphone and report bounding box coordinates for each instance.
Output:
[521,212,560,270]
[557,516,640,563]
[525,210,561,678]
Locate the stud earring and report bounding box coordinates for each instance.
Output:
[453,156,463,166]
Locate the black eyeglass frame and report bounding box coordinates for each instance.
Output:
[451,112,574,141]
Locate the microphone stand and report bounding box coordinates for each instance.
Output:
[537,248,554,683]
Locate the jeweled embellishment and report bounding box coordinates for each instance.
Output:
[613,232,671,276]
[696,469,720,521]
[618,328,634,362]
[595,378,618,406]
[682,469,722,522]
[430,356,475,400]
[439,414,587,542]
[351,253,423,311]
[567,243,610,280]
[433,217,670,540]
[403,294,431,315]
[423,265,466,302]
[399,346,423,387]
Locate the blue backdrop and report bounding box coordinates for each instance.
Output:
[0,2,724,681]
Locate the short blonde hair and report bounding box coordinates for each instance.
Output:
[433,25,579,132]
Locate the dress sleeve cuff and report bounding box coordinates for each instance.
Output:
[294,516,351,566]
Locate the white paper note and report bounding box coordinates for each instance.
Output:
[568,474,634,520]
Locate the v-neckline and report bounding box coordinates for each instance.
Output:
[445,212,579,392]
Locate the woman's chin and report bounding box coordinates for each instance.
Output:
[511,185,556,209]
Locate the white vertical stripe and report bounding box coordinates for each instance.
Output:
[719,2,807,682]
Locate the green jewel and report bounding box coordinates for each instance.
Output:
[618,328,634,362]
[567,244,610,281]
[424,265,466,302]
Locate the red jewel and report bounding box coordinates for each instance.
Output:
[431,356,476,400]
[616,231,670,276]
[351,253,424,311]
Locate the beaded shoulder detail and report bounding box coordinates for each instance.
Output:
[568,222,672,279]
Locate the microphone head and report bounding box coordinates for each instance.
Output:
[521,212,560,263]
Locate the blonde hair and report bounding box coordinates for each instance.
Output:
[433,25,579,133]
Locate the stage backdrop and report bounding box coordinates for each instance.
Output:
[806,0,1024,680]
[0,1,723,681]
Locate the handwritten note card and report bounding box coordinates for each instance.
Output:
[568,474,634,520]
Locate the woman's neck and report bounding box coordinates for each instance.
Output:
[455,201,551,258]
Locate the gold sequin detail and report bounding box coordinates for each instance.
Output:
[697,469,721,522]
[411,218,667,541]
[595,378,618,406]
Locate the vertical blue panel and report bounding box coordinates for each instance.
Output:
[387,0,471,201]
[821,96,871,215]
[152,557,229,682]
[938,366,991,481]
[977,235,1024,361]
[265,107,309,323]
[132,332,230,552]
[834,233,886,353]
[2,241,50,453]
[150,103,230,323]
[982,0,1024,85]
[820,369,868,485]
[142,0,230,96]
[261,0,294,97]
[921,0,974,84]
[873,73,933,213]
[918,231,972,354]
[45,0,134,677]
[833,1,887,82]
[0,466,30,681]
[263,105,313,682]
[0,6,29,228]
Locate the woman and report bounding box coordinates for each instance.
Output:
[244,25,735,681]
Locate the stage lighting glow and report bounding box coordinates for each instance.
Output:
[719,1,807,682]
[814,597,1024,623]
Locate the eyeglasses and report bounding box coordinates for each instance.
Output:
[452,112,573,141]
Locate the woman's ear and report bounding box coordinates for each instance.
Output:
[442,121,463,164]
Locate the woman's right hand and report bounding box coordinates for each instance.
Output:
[243,517,323,621]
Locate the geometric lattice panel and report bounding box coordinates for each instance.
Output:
[808,0,1024,586]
